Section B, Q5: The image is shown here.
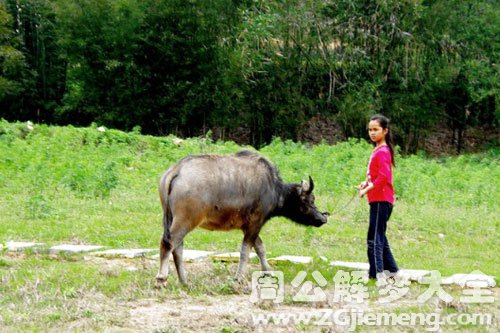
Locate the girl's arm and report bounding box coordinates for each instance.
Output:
[359,151,391,197]
[371,151,391,188]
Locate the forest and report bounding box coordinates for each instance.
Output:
[0,0,497,152]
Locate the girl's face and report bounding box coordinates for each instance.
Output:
[368,120,388,144]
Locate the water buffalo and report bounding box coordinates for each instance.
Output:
[155,150,328,286]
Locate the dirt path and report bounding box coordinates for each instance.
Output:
[67,258,500,333]
[125,291,500,332]
[129,294,257,332]
[2,252,498,332]
[127,294,364,332]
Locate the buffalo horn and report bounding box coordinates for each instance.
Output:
[307,176,314,194]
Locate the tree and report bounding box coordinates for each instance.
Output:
[132,0,238,135]
[1,0,496,153]
[54,0,144,126]
[418,0,498,152]
[0,1,31,120]
[54,0,239,135]
[4,0,66,122]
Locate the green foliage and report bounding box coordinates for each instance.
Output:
[2,0,67,122]
[24,192,53,219]
[54,0,145,125]
[52,0,240,136]
[0,0,496,151]
[0,3,28,107]
[62,160,118,198]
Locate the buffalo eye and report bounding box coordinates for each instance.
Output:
[299,198,314,213]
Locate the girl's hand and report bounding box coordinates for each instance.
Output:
[356,181,368,190]
[359,182,373,197]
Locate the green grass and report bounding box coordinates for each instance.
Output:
[0,120,498,331]
[1,120,497,276]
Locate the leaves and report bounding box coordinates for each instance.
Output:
[0,4,27,101]
[0,0,496,152]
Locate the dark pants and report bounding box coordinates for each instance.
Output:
[367,202,398,279]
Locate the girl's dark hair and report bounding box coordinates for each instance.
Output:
[370,114,396,167]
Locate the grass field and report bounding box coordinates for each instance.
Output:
[0,121,498,332]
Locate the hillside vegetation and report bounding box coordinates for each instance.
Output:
[0,121,498,277]
[0,0,497,152]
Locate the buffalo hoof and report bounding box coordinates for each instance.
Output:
[154,276,168,289]
[233,275,251,293]
[234,274,247,285]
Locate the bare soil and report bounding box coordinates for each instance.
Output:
[213,116,498,155]
[2,254,498,333]
[95,258,500,332]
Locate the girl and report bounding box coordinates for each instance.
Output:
[357,114,398,280]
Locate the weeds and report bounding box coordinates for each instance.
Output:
[24,193,53,219]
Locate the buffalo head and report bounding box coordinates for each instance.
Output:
[284,176,328,227]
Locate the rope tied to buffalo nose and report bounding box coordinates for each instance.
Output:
[327,188,359,217]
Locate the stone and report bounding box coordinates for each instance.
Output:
[398,269,431,282]
[182,250,215,262]
[330,261,369,271]
[4,241,45,251]
[268,255,313,264]
[92,249,157,258]
[49,244,104,254]
[150,249,215,262]
[210,252,257,262]
[441,272,496,288]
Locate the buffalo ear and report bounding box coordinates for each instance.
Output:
[300,178,313,194]
[298,179,309,195]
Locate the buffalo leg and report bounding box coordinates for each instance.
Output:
[155,238,173,287]
[236,235,254,280]
[254,236,271,271]
[172,241,187,285]
[155,220,189,287]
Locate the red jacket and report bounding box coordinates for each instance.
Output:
[367,145,394,204]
